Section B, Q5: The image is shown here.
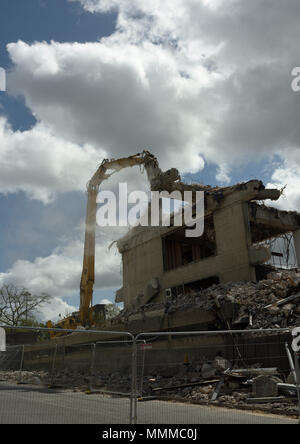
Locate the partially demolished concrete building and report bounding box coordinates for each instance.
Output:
[4,179,300,415]
[5,180,300,413]
[116,180,300,311]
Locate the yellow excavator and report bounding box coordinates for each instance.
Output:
[47,151,163,332]
[80,150,164,326]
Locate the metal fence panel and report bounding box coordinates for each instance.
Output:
[134,329,300,425]
[1,326,300,424]
[0,326,134,424]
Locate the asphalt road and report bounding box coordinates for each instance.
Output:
[0,383,297,424]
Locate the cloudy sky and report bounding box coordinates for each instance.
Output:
[0,0,299,321]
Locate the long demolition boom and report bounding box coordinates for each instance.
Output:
[79,151,162,325]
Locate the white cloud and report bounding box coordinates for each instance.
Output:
[3,0,300,197]
[40,298,78,323]
[67,0,300,175]
[7,39,209,176]
[0,117,105,203]
[267,150,300,212]
[0,226,125,321]
[215,164,231,184]
[100,299,113,305]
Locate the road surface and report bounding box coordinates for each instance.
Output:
[0,383,297,424]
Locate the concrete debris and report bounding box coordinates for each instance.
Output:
[0,363,299,417]
[151,380,219,392]
[0,371,48,386]
[201,363,216,380]
[224,368,279,377]
[144,370,298,416]
[0,370,132,393]
[137,354,300,416]
[113,269,300,330]
[213,356,232,373]
[252,375,279,398]
[265,293,300,309]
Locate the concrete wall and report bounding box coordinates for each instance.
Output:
[121,201,256,309]
[122,235,164,308]
[214,201,256,283]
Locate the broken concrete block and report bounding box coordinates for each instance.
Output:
[198,385,213,394]
[201,363,216,380]
[252,375,279,398]
[288,274,300,288]
[225,380,242,392]
[213,356,232,373]
[249,245,271,266]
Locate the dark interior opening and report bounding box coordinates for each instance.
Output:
[162,216,217,272]
[184,276,220,292]
[255,264,276,281]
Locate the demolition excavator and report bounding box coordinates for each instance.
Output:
[79,151,161,326]
[47,151,176,330]
[49,150,182,331]
[78,150,200,326]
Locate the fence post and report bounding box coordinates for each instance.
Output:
[50,343,58,387]
[140,341,146,397]
[293,350,300,423]
[90,343,96,374]
[62,342,66,371]
[130,337,138,425]
[285,343,297,384]
[18,344,25,384]
[89,343,96,392]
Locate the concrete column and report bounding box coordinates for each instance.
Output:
[214,201,256,282]
[293,229,300,267]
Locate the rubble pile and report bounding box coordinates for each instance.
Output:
[140,356,300,417]
[113,269,300,330]
[219,270,300,329]
[0,359,299,417]
[0,371,48,386]
[0,369,132,393]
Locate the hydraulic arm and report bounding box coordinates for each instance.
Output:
[79,151,162,325]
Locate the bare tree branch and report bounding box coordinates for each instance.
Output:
[0,285,51,326]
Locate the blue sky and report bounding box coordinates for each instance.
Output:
[0,0,299,320]
[0,0,116,130]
